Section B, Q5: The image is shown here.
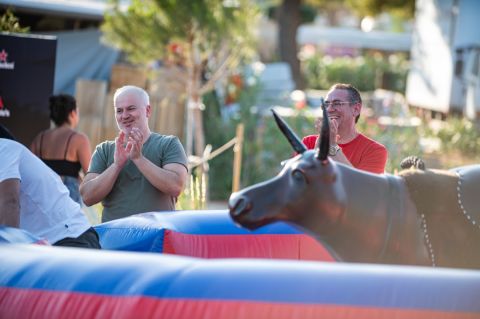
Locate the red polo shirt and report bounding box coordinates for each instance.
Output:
[302,134,387,174]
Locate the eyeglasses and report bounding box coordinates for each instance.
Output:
[324,100,354,109]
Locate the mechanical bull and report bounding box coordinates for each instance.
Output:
[229,106,480,269]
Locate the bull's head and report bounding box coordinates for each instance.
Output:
[229,101,347,234]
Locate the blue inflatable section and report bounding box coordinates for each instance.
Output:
[0,244,479,319]
[94,210,306,252]
[2,218,480,318]
[0,226,46,245]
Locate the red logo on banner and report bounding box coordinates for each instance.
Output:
[0,96,11,117]
[0,49,7,63]
[0,49,14,70]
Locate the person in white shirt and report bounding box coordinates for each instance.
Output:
[0,138,100,248]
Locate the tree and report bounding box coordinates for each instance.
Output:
[275,0,414,89]
[275,0,346,89]
[0,9,29,33]
[102,0,259,160]
[277,0,303,89]
[345,0,415,19]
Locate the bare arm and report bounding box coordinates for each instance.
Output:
[76,133,92,174]
[133,157,188,197]
[0,179,21,227]
[30,134,40,156]
[80,164,123,206]
[314,132,354,168]
[330,149,353,167]
[330,148,353,167]
[315,117,354,167]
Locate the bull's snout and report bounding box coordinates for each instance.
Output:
[228,194,252,218]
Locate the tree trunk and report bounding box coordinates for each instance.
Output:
[185,38,206,162]
[185,62,205,169]
[185,81,194,158]
[278,0,304,89]
[193,102,205,160]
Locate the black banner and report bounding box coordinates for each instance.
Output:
[0,32,57,146]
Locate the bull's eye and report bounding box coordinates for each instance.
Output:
[291,169,306,183]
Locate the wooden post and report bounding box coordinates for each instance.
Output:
[202,144,212,208]
[232,123,244,193]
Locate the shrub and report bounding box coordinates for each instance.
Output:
[357,118,424,173]
[302,53,409,93]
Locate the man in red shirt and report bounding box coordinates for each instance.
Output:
[303,83,387,174]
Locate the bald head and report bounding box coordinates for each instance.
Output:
[114,85,150,108]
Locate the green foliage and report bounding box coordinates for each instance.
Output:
[205,86,480,200]
[303,53,409,93]
[204,79,317,199]
[345,0,415,19]
[432,118,480,156]
[0,9,29,33]
[202,82,260,199]
[252,110,316,177]
[360,115,480,172]
[204,79,261,199]
[202,90,236,199]
[102,0,259,64]
[357,119,423,173]
[177,172,207,210]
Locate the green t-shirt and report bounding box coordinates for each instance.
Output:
[88,133,188,222]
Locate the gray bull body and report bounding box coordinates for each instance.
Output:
[229,107,480,269]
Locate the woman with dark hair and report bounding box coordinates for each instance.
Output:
[31,94,91,204]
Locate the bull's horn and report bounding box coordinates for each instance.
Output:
[271,108,307,154]
[316,98,329,161]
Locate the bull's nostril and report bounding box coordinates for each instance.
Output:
[229,195,251,217]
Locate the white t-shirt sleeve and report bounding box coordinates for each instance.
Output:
[0,141,21,183]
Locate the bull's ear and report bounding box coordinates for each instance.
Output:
[271,108,307,154]
[315,98,330,161]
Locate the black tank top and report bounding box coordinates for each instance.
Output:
[40,131,82,177]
